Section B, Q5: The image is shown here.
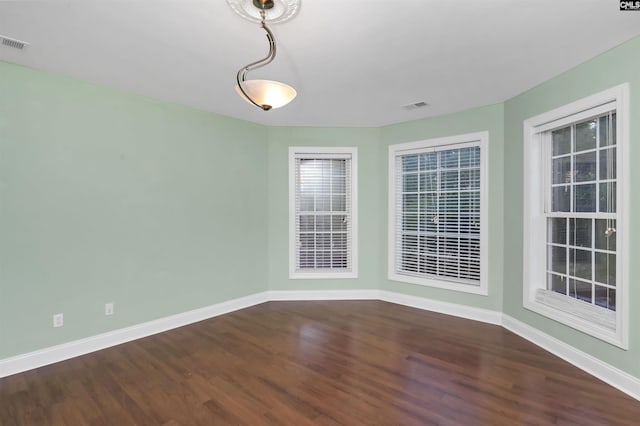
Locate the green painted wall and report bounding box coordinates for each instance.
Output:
[2,34,639,384]
[503,36,640,377]
[379,104,505,312]
[0,61,268,358]
[266,126,383,290]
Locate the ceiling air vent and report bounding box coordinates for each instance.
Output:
[1,35,29,50]
[402,101,429,111]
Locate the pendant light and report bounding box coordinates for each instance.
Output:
[233,0,297,111]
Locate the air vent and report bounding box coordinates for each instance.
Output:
[402,101,429,110]
[1,35,29,50]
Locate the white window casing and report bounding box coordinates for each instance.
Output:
[388,132,489,295]
[289,147,358,279]
[523,84,629,349]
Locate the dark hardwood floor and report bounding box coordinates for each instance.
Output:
[1,300,639,425]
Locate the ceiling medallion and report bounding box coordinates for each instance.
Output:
[226,0,301,24]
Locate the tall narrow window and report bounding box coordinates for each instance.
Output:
[388,132,488,295]
[523,84,628,348]
[289,147,357,279]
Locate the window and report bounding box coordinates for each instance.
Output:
[388,132,488,294]
[289,147,357,279]
[523,84,629,348]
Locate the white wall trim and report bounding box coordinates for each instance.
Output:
[288,146,359,280]
[1,290,637,402]
[267,289,379,301]
[502,314,640,401]
[0,291,270,379]
[387,131,490,296]
[522,83,630,349]
[378,290,502,325]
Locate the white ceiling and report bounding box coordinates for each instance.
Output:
[1,0,639,127]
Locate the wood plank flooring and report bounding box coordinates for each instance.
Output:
[1,300,639,425]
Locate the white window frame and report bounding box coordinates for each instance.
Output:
[523,84,629,349]
[388,132,489,295]
[288,146,358,279]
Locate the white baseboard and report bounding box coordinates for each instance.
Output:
[378,290,503,325]
[0,291,270,379]
[502,314,640,401]
[267,289,380,301]
[1,289,638,402]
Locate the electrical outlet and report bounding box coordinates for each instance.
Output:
[53,313,64,328]
[105,303,114,316]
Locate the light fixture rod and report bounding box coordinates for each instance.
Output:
[236,11,278,110]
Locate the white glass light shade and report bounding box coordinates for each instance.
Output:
[236,79,297,110]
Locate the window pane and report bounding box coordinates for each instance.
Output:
[403,173,418,192]
[599,182,616,213]
[403,194,418,212]
[441,150,459,168]
[460,169,480,190]
[552,157,571,185]
[316,215,330,231]
[549,245,566,274]
[441,171,459,190]
[300,233,314,250]
[299,251,314,268]
[548,218,567,244]
[548,273,566,294]
[300,215,314,232]
[332,233,347,250]
[331,194,346,212]
[460,192,480,212]
[331,159,345,176]
[331,251,347,268]
[332,215,347,231]
[574,279,592,303]
[403,214,418,231]
[332,176,346,193]
[316,234,331,250]
[598,114,616,147]
[569,248,592,281]
[595,285,615,311]
[316,194,330,211]
[419,172,437,192]
[574,152,596,182]
[552,186,571,212]
[316,251,331,268]
[419,193,437,214]
[402,155,419,172]
[595,219,616,251]
[595,252,616,286]
[420,153,437,170]
[599,147,616,180]
[574,184,596,212]
[300,195,314,211]
[552,127,571,156]
[569,218,591,248]
[459,147,481,168]
[575,119,597,152]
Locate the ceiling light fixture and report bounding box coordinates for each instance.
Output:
[232,0,297,111]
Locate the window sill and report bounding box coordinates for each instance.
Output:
[289,271,358,280]
[389,272,488,295]
[524,289,625,349]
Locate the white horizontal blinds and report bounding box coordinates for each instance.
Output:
[546,111,617,311]
[295,154,351,272]
[396,144,481,284]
